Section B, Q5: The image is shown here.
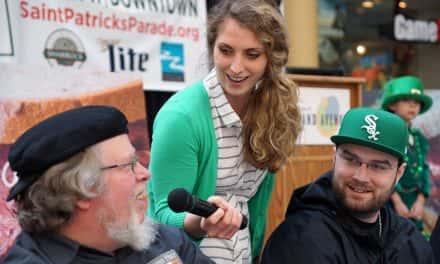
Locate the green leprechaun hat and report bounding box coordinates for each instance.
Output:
[381,76,432,114]
[331,107,408,161]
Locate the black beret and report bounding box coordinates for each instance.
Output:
[7,105,128,201]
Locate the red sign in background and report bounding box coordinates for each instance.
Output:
[0,65,150,257]
[0,144,20,255]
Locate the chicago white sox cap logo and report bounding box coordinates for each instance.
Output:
[361,114,380,141]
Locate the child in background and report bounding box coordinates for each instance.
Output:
[380,75,432,231]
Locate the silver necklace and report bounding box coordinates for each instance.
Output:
[378,211,382,238]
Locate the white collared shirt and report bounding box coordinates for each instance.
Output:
[199,69,267,264]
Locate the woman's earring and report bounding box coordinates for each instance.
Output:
[255,80,263,91]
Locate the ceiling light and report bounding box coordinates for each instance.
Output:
[398,1,407,9]
[356,45,367,55]
[362,0,375,8]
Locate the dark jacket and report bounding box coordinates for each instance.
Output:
[430,220,440,263]
[0,225,213,264]
[261,171,433,264]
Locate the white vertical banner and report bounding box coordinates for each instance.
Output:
[297,87,351,145]
[0,0,209,91]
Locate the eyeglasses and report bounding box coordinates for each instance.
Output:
[101,155,140,174]
[336,149,396,174]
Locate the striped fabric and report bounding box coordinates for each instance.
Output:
[199,70,267,264]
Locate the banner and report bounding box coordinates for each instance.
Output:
[297,87,350,145]
[0,0,208,91]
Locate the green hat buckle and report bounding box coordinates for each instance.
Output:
[381,76,432,114]
[331,107,408,161]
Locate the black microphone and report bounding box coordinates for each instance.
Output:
[167,188,248,230]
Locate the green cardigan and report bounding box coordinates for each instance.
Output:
[148,80,275,257]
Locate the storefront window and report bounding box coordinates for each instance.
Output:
[318,0,440,105]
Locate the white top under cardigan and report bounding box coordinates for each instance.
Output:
[199,69,267,264]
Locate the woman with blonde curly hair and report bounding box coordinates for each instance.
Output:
[148,0,301,262]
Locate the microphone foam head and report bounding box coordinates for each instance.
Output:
[168,188,192,213]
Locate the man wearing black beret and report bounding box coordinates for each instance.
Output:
[1,105,213,264]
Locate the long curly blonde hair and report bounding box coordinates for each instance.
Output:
[207,0,302,172]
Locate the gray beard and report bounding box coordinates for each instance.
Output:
[106,215,157,251]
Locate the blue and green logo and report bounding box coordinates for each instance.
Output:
[160,42,184,82]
